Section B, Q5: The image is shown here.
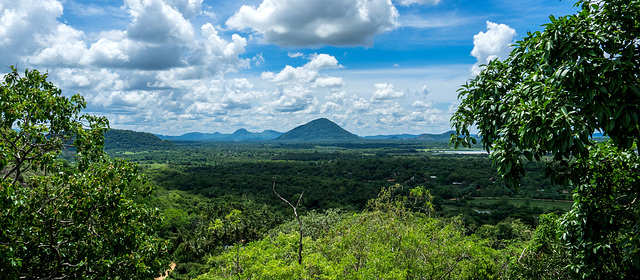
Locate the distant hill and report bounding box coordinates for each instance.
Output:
[415,131,455,142]
[104,129,177,150]
[276,118,361,142]
[157,129,283,141]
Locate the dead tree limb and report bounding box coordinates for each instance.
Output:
[272,178,303,265]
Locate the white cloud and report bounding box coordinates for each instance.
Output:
[54,68,128,91]
[287,52,304,58]
[0,0,247,73]
[0,0,66,64]
[163,0,203,19]
[92,90,159,110]
[420,84,430,95]
[351,97,370,111]
[270,85,319,112]
[371,83,405,101]
[261,53,341,84]
[261,65,318,84]
[125,0,195,44]
[396,0,440,6]
[305,54,340,71]
[28,24,88,67]
[320,101,342,113]
[372,102,403,116]
[471,21,516,76]
[326,91,347,102]
[313,77,345,88]
[198,23,248,71]
[226,0,399,46]
[412,100,433,108]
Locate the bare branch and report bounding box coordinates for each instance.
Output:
[272,178,304,265]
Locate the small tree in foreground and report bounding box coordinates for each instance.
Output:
[451,0,639,278]
[0,67,168,279]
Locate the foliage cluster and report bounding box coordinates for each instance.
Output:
[451,0,640,277]
[0,67,167,279]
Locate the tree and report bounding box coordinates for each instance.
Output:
[0,67,168,279]
[450,0,639,278]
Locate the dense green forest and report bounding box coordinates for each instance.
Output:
[102,140,571,279]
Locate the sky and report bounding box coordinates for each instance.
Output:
[0,0,580,136]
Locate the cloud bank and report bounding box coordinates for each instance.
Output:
[0,0,464,136]
[226,0,399,46]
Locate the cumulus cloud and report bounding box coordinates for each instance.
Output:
[371,83,405,101]
[420,84,430,96]
[270,85,318,112]
[29,24,88,67]
[1,0,247,73]
[0,0,74,65]
[82,0,205,70]
[198,23,248,72]
[126,0,195,44]
[412,100,433,108]
[220,78,255,110]
[0,0,261,134]
[305,53,340,71]
[320,101,342,113]
[261,65,317,84]
[162,0,203,19]
[226,0,399,46]
[352,98,370,111]
[313,77,345,88]
[471,21,516,76]
[92,90,160,111]
[326,91,347,103]
[53,68,128,91]
[261,53,341,84]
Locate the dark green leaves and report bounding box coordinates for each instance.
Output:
[451,0,640,186]
[450,0,640,277]
[0,66,168,279]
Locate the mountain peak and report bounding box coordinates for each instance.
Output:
[232,128,250,135]
[276,118,360,142]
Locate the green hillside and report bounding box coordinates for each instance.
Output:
[104,129,177,151]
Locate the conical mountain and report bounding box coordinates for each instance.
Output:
[276,118,360,142]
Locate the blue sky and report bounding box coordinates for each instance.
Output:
[0,0,578,136]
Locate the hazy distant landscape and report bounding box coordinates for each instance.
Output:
[154,118,458,142]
